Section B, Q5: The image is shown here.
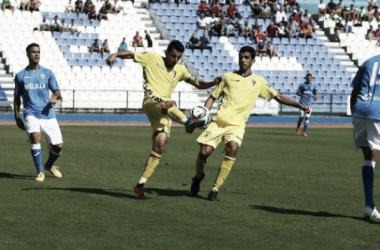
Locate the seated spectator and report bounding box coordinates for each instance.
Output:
[301,23,313,38]
[291,9,301,23]
[218,3,228,17]
[325,0,337,15]
[102,39,110,53]
[262,3,272,18]
[60,19,69,33]
[280,17,288,27]
[189,33,201,50]
[301,10,311,24]
[266,41,277,57]
[275,6,287,25]
[19,0,30,11]
[356,6,366,24]
[40,15,50,31]
[256,41,267,57]
[236,14,245,34]
[133,31,146,51]
[334,18,344,41]
[367,5,375,21]
[242,20,253,38]
[252,3,264,18]
[343,19,354,33]
[90,39,101,53]
[287,17,299,38]
[225,19,237,37]
[88,5,97,20]
[277,22,286,38]
[345,4,357,21]
[118,37,128,51]
[286,0,301,12]
[111,0,123,14]
[366,25,375,40]
[145,30,153,48]
[255,27,268,43]
[199,31,212,51]
[266,22,278,37]
[198,0,209,16]
[374,6,380,21]
[227,2,238,18]
[211,20,224,37]
[69,19,79,34]
[2,0,16,12]
[219,13,228,27]
[331,5,341,20]
[99,0,112,21]
[251,20,261,34]
[83,0,93,14]
[50,15,62,33]
[207,13,219,29]
[369,0,378,7]
[318,0,326,15]
[29,0,40,12]
[229,14,238,29]
[197,14,208,30]
[65,0,74,13]
[209,2,219,17]
[75,0,84,15]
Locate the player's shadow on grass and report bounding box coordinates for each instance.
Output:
[0,172,32,180]
[23,187,136,199]
[251,205,380,224]
[144,188,190,197]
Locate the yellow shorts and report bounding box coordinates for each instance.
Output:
[143,99,172,137]
[196,121,245,149]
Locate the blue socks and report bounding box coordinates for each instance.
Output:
[45,149,62,169]
[303,120,309,133]
[362,161,375,209]
[31,144,43,174]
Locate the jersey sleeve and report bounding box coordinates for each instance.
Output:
[351,63,365,89]
[48,70,60,93]
[296,84,302,94]
[134,52,155,67]
[14,74,23,97]
[211,75,226,99]
[179,66,194,82]
[313,85,318,95]
[259,78,278,101]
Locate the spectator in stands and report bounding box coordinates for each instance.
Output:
[211,20,224,37]
[301,22,313,38]
[241,20,253,38]
[266,41,277,57]
[69,19,79,34]
[111,0,123,14]
[75,0,84,16]
[197,13,208,30]
[99,0,112,21]
[262,2,272,18]
[331,5,341,20]
[225,19,237,37]
[229,14,238,29]
[345,4,357,21]
[325,0,337,15]
[145,30,153,48]
[236,14,245,35]
[280,17,288,27]
[318,0,326,15]
[189,33,201,50]
[275,6,287,25]
[39,15,50,31]
[208,13,219,29]
[367,5,375,21]
[88,4,97,20]
[287,17,299,38]
[227,2,238,18]
[255,27,268,43]
[218,3,228,17]
[301,9,311,25]
[266,22,278,38]
[369,0,378,7]
[65,0,74,13]
[252,3,264,18]
[256,41,267,57]
[29,0,40,12]
[356,6,366,24]
[334,18,344,41]
[102,39,110,54]
[366,25,375,41]
[373,6,380,21]
[209,2,219,17]
[286,0,301,13]
[219,13,228,27]
[291,9,301,23]
[198,0,209,16]
[277,22,286,38]
[90,39,101,54]
[343,19,354,34]
[60,19,68,33]
[83,0,93,14]
[133,31,146,51]
[1,0,15,12]
[50,15,62,33]
[118,37,128,52]
[199,31,212,51]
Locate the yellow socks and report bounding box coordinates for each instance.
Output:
[167,107,187,125]
[195,155,208,179]
[138,151,161,184]
[211,156,235,192]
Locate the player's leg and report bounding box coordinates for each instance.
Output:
[162,101,187,125]
[296,109,304,135]
[302,107,312,137]
[41,118,63,178]
[191,144,214,197]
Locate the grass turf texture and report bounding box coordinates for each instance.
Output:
[0,125,379,249]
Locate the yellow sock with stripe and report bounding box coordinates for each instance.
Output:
[167,107,187,125]
[195,155,208,179]
[138,151,161,184]
[211,156,235,192]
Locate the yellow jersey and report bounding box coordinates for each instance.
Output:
[212,71,278,126]
[134,52,193,103]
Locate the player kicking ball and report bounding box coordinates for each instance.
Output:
[189,46,310,201]
[14,43,63,182]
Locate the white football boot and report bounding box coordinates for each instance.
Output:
[364,205,380,219]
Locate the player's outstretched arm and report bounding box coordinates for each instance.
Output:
[189,76,223,89]
[274,93,310,113]
[106,51,135,66]
[13,96,25,131]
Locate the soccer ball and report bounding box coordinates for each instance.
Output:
[190,105,210,127]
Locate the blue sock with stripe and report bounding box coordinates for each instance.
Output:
[362,161,375,209]
[303,120,309,132]
[45,149,62,169]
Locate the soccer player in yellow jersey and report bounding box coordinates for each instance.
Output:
[190,46,311,201]
[106,40,221,199]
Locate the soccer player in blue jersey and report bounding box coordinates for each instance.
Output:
[295,73,318,137]
[14,43,63,182]
[351,54,380,219]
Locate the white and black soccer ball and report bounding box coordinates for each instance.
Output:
[190,105,211,127]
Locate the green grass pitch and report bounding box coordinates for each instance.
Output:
[0,125,379,249]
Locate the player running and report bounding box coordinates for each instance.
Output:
[14,43,63,182]
[295,73,318,137]
[189,45,310,201]
[106,40,221,199]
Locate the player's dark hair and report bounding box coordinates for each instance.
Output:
[239,46,256,59]
[26,43,40,53]
[167,40,185,53]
